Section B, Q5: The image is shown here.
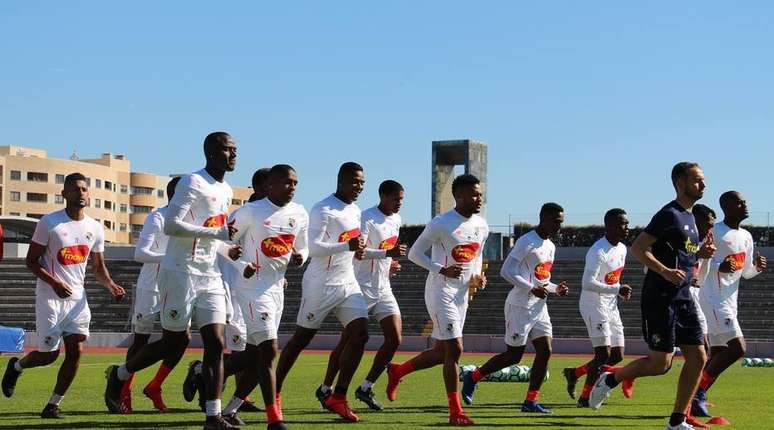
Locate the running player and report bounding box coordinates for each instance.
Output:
[460,202,567,414]
[105,132,240,430]
[274,162,369,423]
[386,174,488,426]
[2,173,125,418]
[692,204,716,343]
[316,180,407,411]
[590,162,714,430]
[692,192,766,417]
[563,208,633,407]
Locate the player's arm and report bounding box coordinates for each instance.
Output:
[26,241,71,298]
[290,212,310,266]
[308,207,352,257]
[742,236,766,279]
[582,248,619,294]
[358,219,386,260]
[408,220,454,276]
[499,243,534,292]
[164,176,229,240]
[134,211,165,263]
[631,211,685,285]
[91,251,125,301]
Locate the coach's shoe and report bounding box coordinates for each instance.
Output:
[223,412,246,426]
[104,365,124,413]
[385,363,403,402]
[315,385,332,410]
[589,372,614,411]
[577,397,590,408]
[461,370,478,405]
[521,400,552,414]
[184,360,202,402]
[690,389,710,417]
[239,397,262,412]
[2,357,21,398]
[355,386,384,411]
[449,412,475,426]
[267,421,289,430]
[324,394,360,422]
[562,367,578,399]
[203,414,240,429]
[665,420,695,430]
[41,403,64,419]
[143,385,169,413]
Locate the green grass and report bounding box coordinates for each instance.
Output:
[0,352,772,429]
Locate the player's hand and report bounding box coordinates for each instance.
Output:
[348,236,365,252]
[243,262,259,279]
[51,280,73,299]
[755,252,767,272]
[283,278,289,289]
[228,245,243,261]
[227,219,238,241]
[469,274,487,290]
[619,284,633,301]
[661,268,686,285]
[386,244,408,258]
[555,281,569,297]
[290,250,304,267]
[530,285,549,299]
[719,258,737,274]
[390,260,401,276]
[697,236,716,259]
[354,249,366,260]
[440,265,463,279]
[108,283,125,302]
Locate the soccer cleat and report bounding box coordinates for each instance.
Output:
[239,397,262,412]
[685,414,710,429]
[461,370,478,405]
[691,389,710,417]
[143,385,169,413]
[665,420,695,430]
[589,372,614,411]
[385,363,402,402]
[2,357,21,398]
[449,413,475,426]
[40,403,64,419]
[621,378,635,399]
[203,415,240,429]
[183,360,202,402]
[562,367,578,399]
[223,412,246,426]
[324,395,360,422]
[355,386,384,411]
[104,365,124,413]
[267,422,289,430]
[119,392,133,414]
[521,400,552,414]
[315,385,332,411]
[577,398,590,408]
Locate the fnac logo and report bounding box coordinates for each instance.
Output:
[203,214,226,228]
[261,234,296,258]
[451,243,479,263]
[534,262,553,281]
[338,228,361,243]
[604,267,624,285]
[724,251,746,269]
[379,236,398,250]
[57,245,90,265]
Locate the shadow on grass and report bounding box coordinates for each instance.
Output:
[0,421,202,430]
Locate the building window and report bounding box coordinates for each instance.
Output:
[131,186,154,195]
[157,189,164,198]
[95,179,102,188]
[55,195,64,204]
[27,172,48,182]
[120,203,127,213]
[104,200,113,210]
[120,184,128,194]
[119,223,127,232]
[130,205,153,213]
[10,191,20,201]
[103,220,112,230]
[105,180,113,190]
[10,170,21,181]
[131,224,144,234]
[95,198,101,208]
[9,212,20,216]
[232,199,242,205]
[55,174,65,184]
[85,177,91,187]
[26,192,47,203]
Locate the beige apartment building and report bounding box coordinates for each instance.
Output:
[0,145,252,244]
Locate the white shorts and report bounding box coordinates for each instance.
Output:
[690,288,708,335]
[296,282,368,330]
[238,289,284,345]
[703,304,743,347]
[426,287,468,341]
[364,289,401,322]
[35,295,91,352]
[133,288,161,335]
[504,304,552,347]
[226,294,247,351]
[580,305,625,348]
[159,269,228,332]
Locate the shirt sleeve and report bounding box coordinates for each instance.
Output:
[92,221,105,253]
[742,232,761,279]
[407,220,444,274]
[643,209,674,241]
[164,175,229,240]
[31,217,50,246]
[499,237,534,291]
[361,218,387,260]
[308,206,349,257]
[134,211,165,263]
[582,247,619,294]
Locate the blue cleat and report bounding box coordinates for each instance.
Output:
[521,400,552,414]
[691,388,710,417]
[461,370,478,405]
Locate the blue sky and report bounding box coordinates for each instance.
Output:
[2,1,772,230]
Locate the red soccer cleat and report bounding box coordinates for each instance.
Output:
[143,385,169,413]
[386,364,403,402]
[324,395,360,422]
[707,416,730,425]
[621,379,635,398]
[118,393,133,414]
[686,414,711,428]
[449,413,475,426]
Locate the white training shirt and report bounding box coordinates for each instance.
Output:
[31,209,105,301]
[303,194,361,287]
[579,236,627,312]
[699,221,761,310]
[501,230,556,310]
[354,206,402,300]
[134,207,169,292]
[408,208,489,295]
[161,169,233,277]
[230,198,309,294]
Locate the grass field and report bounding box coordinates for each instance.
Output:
[0,351,771,429]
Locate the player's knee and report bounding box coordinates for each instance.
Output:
[349,327,369,347]
[203,336,225,355]
[593,350,610,365]
[608,350,623,365]
[731,342,746,359]
[384,333,402,351]
[41,350,60,365]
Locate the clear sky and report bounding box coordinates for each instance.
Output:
[2,1,772,231]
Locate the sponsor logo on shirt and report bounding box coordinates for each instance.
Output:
[451,243,480,263]
[203,214,227,228]
[724,251,746,269]
[604,267,624,285]
[261,234,296,257]
[534,262,553,281]
[57,244,90,265]
[338,228,361,242]
[684,237,700,254]
[379,236,398,250]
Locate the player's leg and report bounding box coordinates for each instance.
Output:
[357,313,401,410]
[521,335,552,413]
[275,326,317,394]
[566,307,609,400]
[577,345,610,406]
[317,331,346,406]
[671,344,706,427]
[38,333,86,418]
[220,342,259,427]
[324,316,369,422]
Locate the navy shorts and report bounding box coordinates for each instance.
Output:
[641,291,704,352]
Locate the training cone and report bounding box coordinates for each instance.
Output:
[707,416,731,425]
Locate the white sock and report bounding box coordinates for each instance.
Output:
[13,360,23,373]
[320,384,332,394]
[48,393,63,406]
[116,364,131,381]
[360,380,374,391]
[194,362,203,375]
[222,396,244,416]
[205,399,222,417]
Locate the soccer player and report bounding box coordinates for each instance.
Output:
[274,162,369,423]
[590,161,714,430]
[105,132,240,430]
[691,204,716,343]
[387,174,488,426]
[316,180,408,411]
[461,202,567,414]
[2,172,125,418]
[122,176,184,413]
[693,191,766,417]
[563,208,633,407]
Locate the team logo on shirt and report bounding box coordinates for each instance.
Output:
[168,309,179,321]
[451,243,480,263]
[260,312,270,322]
[604,267,624,285]
[85,232,94,242]
[43,336,53,346]
[288,218,296,228]
[446,323,454,333]
[534,262,553,281]
[338,228,361,242]
[203,214,227,228]
[232,334,242,345]
[306,312,315,321]
[261,234,296,257]
[724,252,746,270]
[57,244,90,265]
[379,236,398,250]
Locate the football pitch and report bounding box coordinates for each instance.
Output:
[0,351,771,429]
